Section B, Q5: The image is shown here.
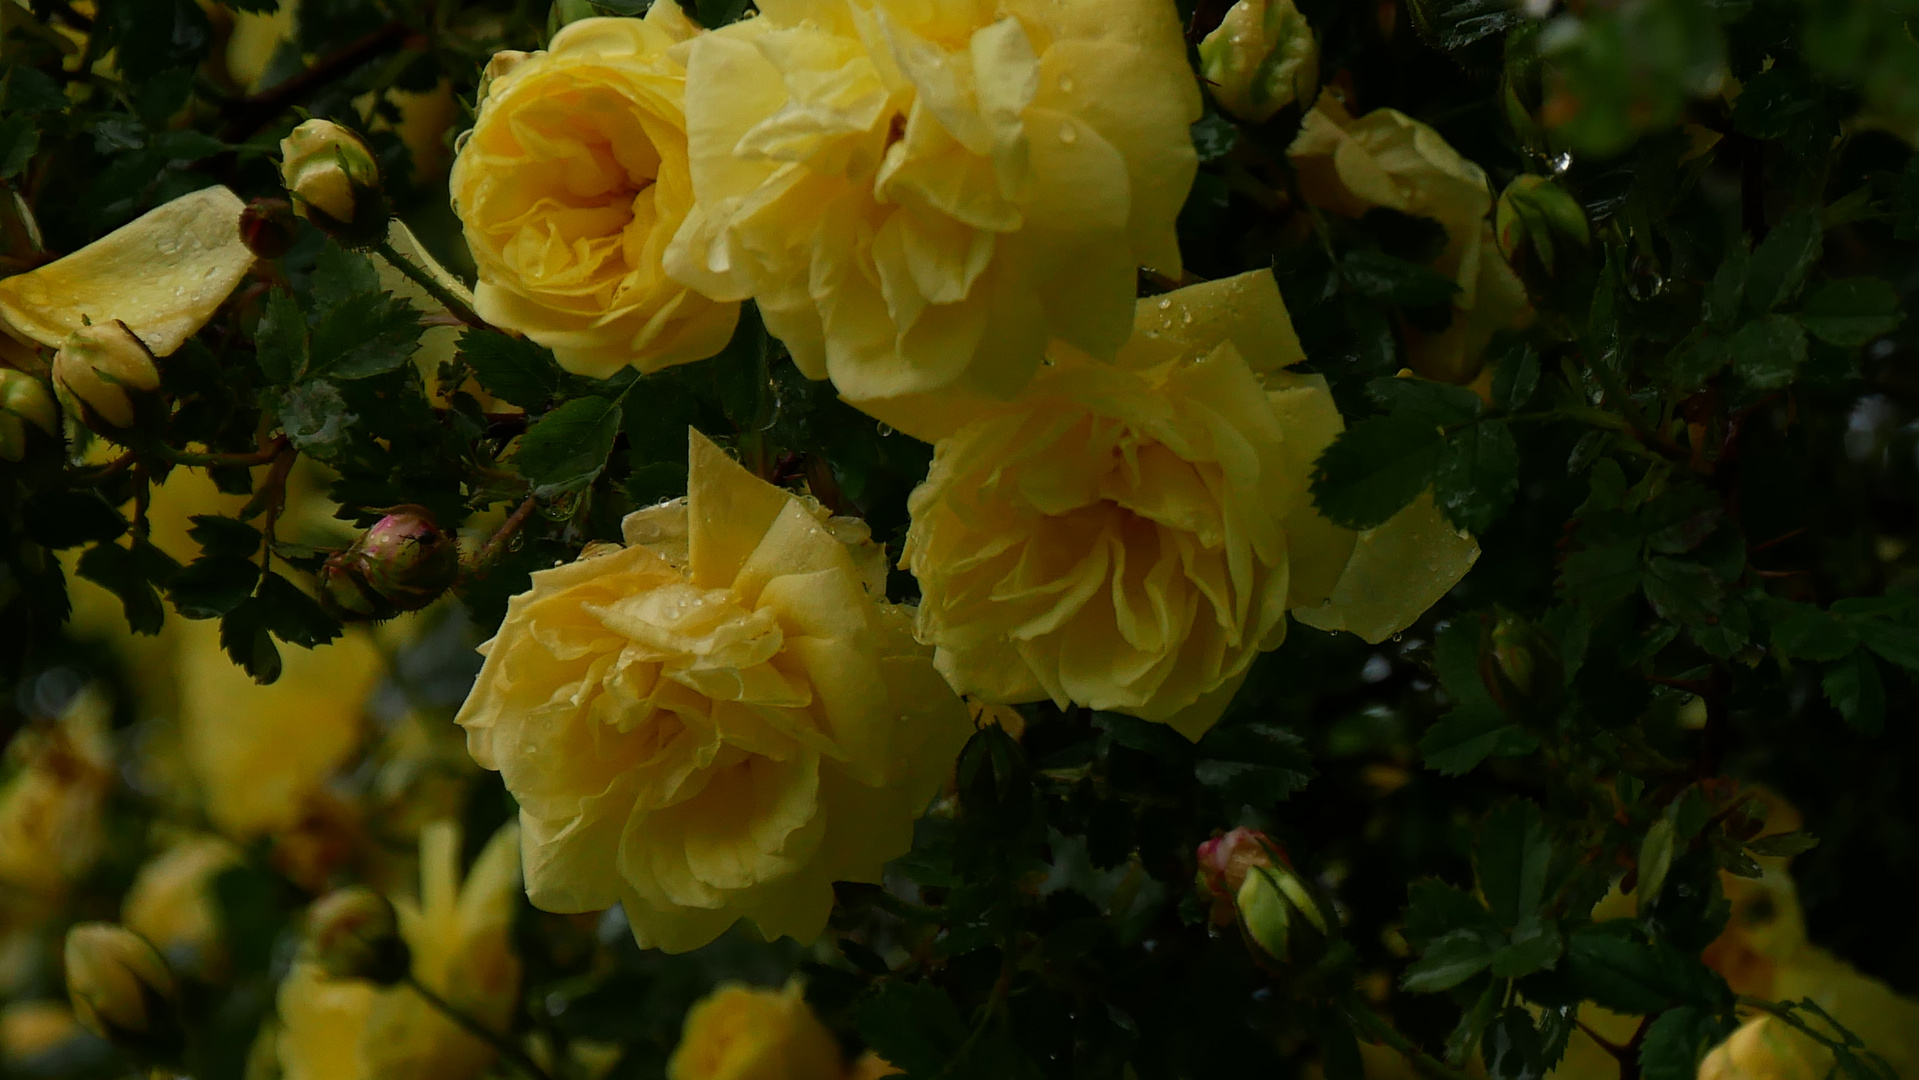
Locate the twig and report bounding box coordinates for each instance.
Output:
[220,21,414,142]
[465,495,538,573]
[373,239,486,328]
[401,974,554,1080]
[67,451,135,486]
[1346,1001,1479,1080]
[159,435,289,469]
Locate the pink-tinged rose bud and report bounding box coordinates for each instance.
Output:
[238,197,297,260]
[1197,828,1288,926]
[302,886,410,985]
[319,506,459,621]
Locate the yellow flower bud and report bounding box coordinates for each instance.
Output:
[301,885,411,985]
[1236,863,1329,965]
[62,923,184,1065]
[1199,0,1321,125]
[51,320,162,437]
[279,119,383,240]
[0,368,59,462]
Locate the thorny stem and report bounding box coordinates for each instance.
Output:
[1345,1001,1478,1080]
[131,462,149,541]
[466,495,539,574]
[68,451,135,486]
[242,444,298,574]
[372,239,487,328]
[401,974,554,1080]
[159,435,289,469]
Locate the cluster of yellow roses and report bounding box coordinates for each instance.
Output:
[446,0,1500,957]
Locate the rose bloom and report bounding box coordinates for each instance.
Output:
[451,4,740,378]
[1288,95,1531,384]
[456,430,970,953]
[665,0,1200,407]
[667,981,844,1080]
[892,271,1479,738]
[277,821,521,1080]
[121,834,241,979]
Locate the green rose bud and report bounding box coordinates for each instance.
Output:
[1496,175,1590,274]
[302,886,412,985]
[0,368,59,462]
[1198,0,1320,125]
[319,506,460,621]
[279,119,386,247]
[51,320,163,441]
[63,923,185,1066]
[1236,861,1330,965]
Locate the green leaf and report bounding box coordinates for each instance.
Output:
[1435,421,1519,533]
[1310,414,1446,530]
[1661,334,1732,391]
[1822,651,1885,734]
[187,516,263,559]
[24,491,129,549]
[254,572,343,648]
[1319,1009,1363,1080]
[1561,923,1713,1015]
[78,541,165,635]
[167,556,260,619]
[1403,879,1498,949]
[1638,817,1678,907]
[306,292,422,380]
[1484,1008,1547,1080]
[1491,346,1540,413]
[1797,278,1902,346]
[1851,617,1919,674]
[0,66,69,113]
[1342,250,1463,309]
[1747,831,1820,858]
[310,243,381,311]
[1561,542,1642,613]
[459,329,564,409]
[1368,376,1484,425]
[1403,928,1500,993]
[255,289,307,385]
[1191,113,1239,163]
[516,396,624,497]
[1490,922,1564,980]
[1476,800,1553,930]
[1728,315,1806,393]
[1193,721,1316,807]
[1638,1007,1735,1080]
[0,114,38,179]
[1420,704,1537,776]
[1769,605,1858,661]
[277,380,358,462]
[219,598,281,684]
[1704,242,1750,332]
[1642,557,1721,626]
[1742,208,1823,317]
[854,982,970,1078]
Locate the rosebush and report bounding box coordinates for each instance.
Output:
[0,0,1917,1079]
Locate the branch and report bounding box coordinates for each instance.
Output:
[373,239,487,328]
[219,21,414,142]
[1346,1002,1479,1080]
[401,974,554,1080]
[464,495,539,575]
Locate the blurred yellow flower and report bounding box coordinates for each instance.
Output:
[457,429,971,952]
[452,6,741,379]
[277,821,522,1080]
[0,1001,85,1066]
[121,833,242,978]
[667,980,845,1080]
[895,272,1478,738]
[0,687,113,908]
[1288,96,1531,384]
[665,0,1200,406]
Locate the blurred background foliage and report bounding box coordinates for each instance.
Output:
[0,0,1917,1077]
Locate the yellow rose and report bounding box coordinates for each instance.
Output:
[1198,0,1319,125]
[121,834,242,978]
[1288,96,1531,384]
[456,429,971,953]
[0,687,113,908]
[665,0,1201,406]
[667,981,844,1080]
[277,821,522,1080]
[451,6,741,379]
[893,271,1478,738]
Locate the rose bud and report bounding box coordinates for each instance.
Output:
[63,923,185,1066]
[302,886,411,985]
[320,507,460,621]
[1198,0,1320,125]
[1236,861,1330,966]
[0,368,60,461]
[238,196,298,260]
[279,119,386,246]
[51,320,163,441]
[1197,827,1290,926]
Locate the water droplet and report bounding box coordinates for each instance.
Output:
[1058,75,1075,93]
[1157,298,1173,310]
[876,423,895,437]
[1058,125,1078,145]
[1551,151,1573,175]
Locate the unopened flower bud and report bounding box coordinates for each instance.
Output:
[319,506,460,622]
[63,923,184,1066]
[1236,862,1329,965]
[1495,175,1590,273]
[1198,0,1320,125]
[51,320,163,440]
[279,119,385,246]
[1197,827,1286,926]
[303,886,411,985]
[0,368,59,462]
[239,196,298,260]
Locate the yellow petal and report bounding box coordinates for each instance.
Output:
[685,428,798,590]
[0,186,255,356]
[1291,492,1479,643]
